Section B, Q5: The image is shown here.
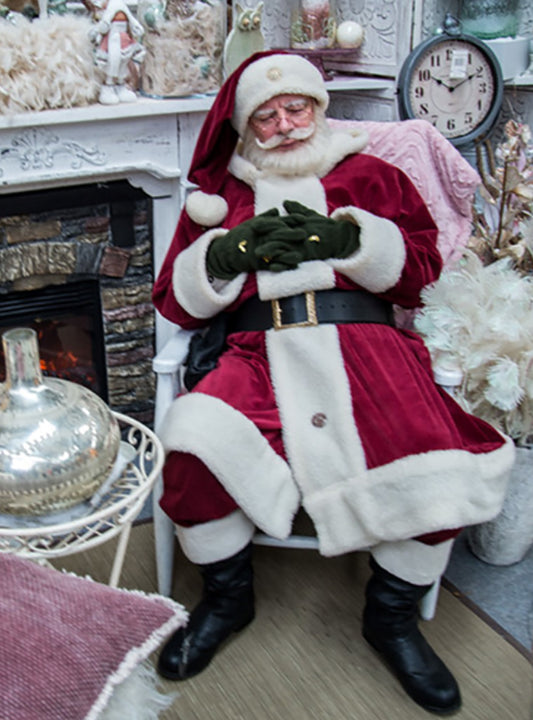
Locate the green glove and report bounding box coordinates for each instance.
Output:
[206,209,283,279]
[282,200,360,261]
[206,209,309,278]
[253,224,308,272]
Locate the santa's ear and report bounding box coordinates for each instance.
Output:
[185,191,228,227]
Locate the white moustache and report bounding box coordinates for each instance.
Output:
[254,122,316,150]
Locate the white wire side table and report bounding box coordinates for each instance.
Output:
[0,412,164,587]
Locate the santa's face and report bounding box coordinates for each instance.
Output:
[248,94,316,152]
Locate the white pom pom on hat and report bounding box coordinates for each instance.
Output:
[231,53,329,137]
[185,190,228,227]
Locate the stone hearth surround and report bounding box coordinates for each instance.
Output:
[0,186,155,423]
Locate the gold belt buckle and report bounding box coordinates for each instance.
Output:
[271,291,318,330]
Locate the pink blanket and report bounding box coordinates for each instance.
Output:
[329,118,481,266]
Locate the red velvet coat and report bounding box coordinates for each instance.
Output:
[153,141,514,557]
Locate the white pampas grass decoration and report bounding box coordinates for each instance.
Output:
[415,250,533,445]
[0,14,102,114]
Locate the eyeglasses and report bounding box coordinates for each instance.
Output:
[250,98,314,130]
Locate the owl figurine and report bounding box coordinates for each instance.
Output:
[223,2,264,78]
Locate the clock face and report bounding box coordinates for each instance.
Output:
[400,36,503,145]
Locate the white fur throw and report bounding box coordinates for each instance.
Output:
[141,4,224,97]
[0,15,102,114]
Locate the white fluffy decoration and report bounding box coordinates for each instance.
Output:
[0,14,101,114]
[185,190,228,227]
[415,250,533,445]
[100,660,177,720]
[140,2,224,97]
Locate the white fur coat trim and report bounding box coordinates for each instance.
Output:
[159,367,515,556]
[160,393,300,538]
[306,435,515,556]
[329,206,406,292]
[256,261,335,300]
[255,174,328,216]
[266,323,367,490]
[172,228,245,318]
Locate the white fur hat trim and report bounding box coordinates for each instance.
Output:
[185,190,228,227]
[232,54,329,137]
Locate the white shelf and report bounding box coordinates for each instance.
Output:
[0,76,396,131]
[505,72,533,87]
[0,95,216,131]
[325,76,394,92]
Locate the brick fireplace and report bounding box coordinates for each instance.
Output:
[0,181,156,425]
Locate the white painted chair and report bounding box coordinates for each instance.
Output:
[151,119,481,622]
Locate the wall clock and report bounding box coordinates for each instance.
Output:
[397,23,504,147]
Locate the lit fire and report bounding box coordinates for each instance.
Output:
[1,322,98,392]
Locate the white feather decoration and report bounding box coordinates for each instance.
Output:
[484,358,523,411]
[415,250,533,445]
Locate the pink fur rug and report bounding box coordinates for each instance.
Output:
[0,553,187,720]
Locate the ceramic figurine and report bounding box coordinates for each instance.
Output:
[89,0,146,105]
[223,2,264,77]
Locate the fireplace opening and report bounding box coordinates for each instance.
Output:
[0,179,156,424]
[0,280,108,399]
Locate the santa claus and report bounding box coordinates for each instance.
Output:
[152,51,514,715]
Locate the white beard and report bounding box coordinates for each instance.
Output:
[240,110,334,178]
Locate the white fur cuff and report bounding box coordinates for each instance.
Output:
[329,206,406,292]
[175,510,255,564]
[172,228,246,318]
[371,538,454,586]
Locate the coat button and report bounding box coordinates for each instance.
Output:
[311,413,327,428]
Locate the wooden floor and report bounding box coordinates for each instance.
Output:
[56,522,533,720]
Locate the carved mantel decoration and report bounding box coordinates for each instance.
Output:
[0,127,106,176]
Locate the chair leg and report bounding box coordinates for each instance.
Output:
[152,474,176,596]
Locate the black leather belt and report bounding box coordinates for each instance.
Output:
[228,289,395,332]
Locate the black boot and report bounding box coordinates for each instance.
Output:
[362,558,461,715]
[157,543,255,680]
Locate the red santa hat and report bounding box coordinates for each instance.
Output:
[185,50,330,228]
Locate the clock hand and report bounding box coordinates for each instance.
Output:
[431,75,454,91]
[449,72,480,92]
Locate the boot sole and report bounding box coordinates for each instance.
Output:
[362,630,462,716]
[158,613,255,682]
